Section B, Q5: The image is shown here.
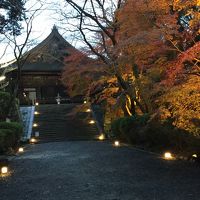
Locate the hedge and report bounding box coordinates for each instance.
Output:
[0,122,23,139]
[111,115,200,155]
[0,129,16,153]
[111,114,150,139]
[137,122,200,154]
[0,122,23,153]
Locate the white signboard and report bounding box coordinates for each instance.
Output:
[20,106,35,141]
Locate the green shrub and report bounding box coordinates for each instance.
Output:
[0,122,23,152]
[0,121,23,140]
[0,130,6,152]
[137,123,173,150]
[128,121,200,154]
[119,117,134,135]
[112,114,200,155]
[111,118,123,138]
[0,91,11,120]
[0,129,16,153]
[111,114,150,141]
[0,91,21,121]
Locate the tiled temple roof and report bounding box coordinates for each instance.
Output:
[21,26,79,72]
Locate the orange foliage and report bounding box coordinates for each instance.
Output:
[116,0,199,84]
[62,0,199,124]
[61,50,107,97]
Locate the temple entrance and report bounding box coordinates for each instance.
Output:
[19,27,79,105]
[41,86,56,98]
[24,88,36,105]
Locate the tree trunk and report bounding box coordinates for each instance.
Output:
[114,66,147,115]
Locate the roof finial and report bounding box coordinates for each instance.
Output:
[52,25,58,32]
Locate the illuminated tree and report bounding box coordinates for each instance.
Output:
[61,0,200,136]
[61,0,149,116]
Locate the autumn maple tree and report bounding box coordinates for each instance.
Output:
[60,0,151,116]
[62,49,107,98]
[61,0,200,136]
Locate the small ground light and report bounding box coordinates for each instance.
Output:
[33,123,38,127]
[164,152,173,160]
[84,100,87,104]
[34,111,39,115]
[86,109,91,112]
[18,147,24,153]
[35,102,39,106]
[30,138,37,143]
[114,140,120,147]
[0,75,6,82]
[89,120,95,124]
[1,166,8,174]
[98,134,105,141]
[192,154,198,158]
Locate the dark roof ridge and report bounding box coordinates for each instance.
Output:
[20,26,85,72]
[24,26,75,57]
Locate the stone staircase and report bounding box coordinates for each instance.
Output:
[32,104,99,143]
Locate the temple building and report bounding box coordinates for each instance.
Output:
[19,26,80,104]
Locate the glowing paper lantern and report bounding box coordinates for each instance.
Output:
[114,141,120,147]
[89,120,95,124]
[192,154,197,158]
[98,134,105,141]
[164,152,173,160]
[30,138,36,143]
[1,166,8,174]
[18,147,24,153]
[0,75,6,82]
[33,123,38,127]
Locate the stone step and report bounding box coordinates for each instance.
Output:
[32,104,99,142]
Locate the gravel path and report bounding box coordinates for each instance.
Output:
[0,141,200,200]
